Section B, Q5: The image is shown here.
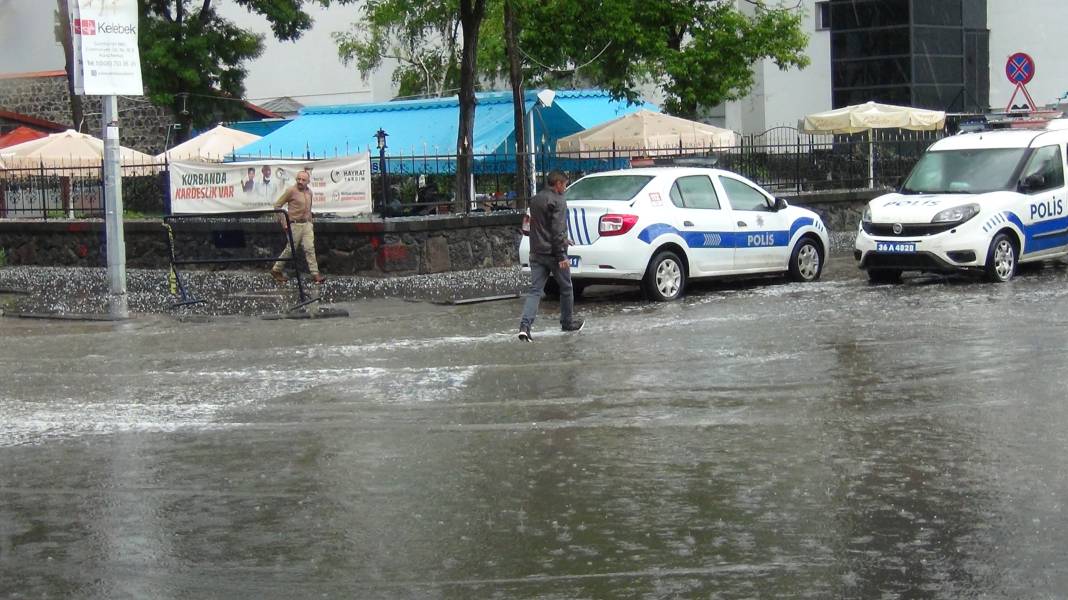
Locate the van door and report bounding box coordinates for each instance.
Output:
[1018,144,1068,257]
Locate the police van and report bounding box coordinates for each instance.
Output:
[855,121,1068,283]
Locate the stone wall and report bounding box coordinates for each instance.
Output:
[0,191,882,274]
[0,213,524,275]
[0,73,172,154]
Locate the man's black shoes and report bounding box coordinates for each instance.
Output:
[518,324,532,342]
[561,319,585,332]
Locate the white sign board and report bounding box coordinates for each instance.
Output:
[69,0,144,95]
[169,154,373,216]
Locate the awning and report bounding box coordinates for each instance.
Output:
[231,89,654,174]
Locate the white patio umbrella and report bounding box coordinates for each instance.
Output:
[0,129,158,175]
[557,109,739,156]
[800,101,946,187]
[155,124,261,162]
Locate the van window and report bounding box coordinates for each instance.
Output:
[902,148,1027,194]
[1019,145,1065,193]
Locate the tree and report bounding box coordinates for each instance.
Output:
[54,0,85,132]
[517,0,810,119]
[134,0,353,143]
[334,0,497,209]
[503,0,527,207]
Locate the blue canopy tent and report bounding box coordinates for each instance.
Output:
[230,89,654,174]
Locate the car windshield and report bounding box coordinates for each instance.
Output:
[901,148,1028,194]
[566,175,654,202]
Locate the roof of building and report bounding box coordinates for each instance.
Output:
[0,70,67,80]
[0,125,50,149]
[0,110,68,132]
[225,118,293,138]
[231,89,655,167]
[258,96,304,116]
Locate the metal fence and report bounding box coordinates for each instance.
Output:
[0,127,942,220]
[0,160,168,219]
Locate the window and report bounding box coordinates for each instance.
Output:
[815,1,831,30]
[720,177,771,211]
[1019,145,1065,194]
[565,175,653,202]
[902,148,1027,194]
[671,175,720,209]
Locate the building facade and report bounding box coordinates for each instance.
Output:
[719,0,1067,134]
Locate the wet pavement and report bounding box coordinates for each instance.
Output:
[3,253,1068,598]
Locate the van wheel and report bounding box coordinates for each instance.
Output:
[985,233,1017,283]
[788,237,824,282]
[642,250,686,301]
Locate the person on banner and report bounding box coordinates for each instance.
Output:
[269,170,325,285]
[256,165,277,204]
[517,170,584,341]
[241,167,256,194]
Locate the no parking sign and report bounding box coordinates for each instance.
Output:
[1005,52,1037,111]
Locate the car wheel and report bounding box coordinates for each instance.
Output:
[544,277,584,299]
[867,269,902,284]
[788,237,824,282]
[984,232,1017,283]
[642,250,686,301]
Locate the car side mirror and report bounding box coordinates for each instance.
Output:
[773,197,788,211]
[1019,173,1044,193]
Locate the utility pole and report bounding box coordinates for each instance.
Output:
[102,96,128,318]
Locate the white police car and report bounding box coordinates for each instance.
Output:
[519,167,830,301]
[855,123,1068,283]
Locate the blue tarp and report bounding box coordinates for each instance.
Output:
[230,89,655,173]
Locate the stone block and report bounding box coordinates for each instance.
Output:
[424,236,451,273]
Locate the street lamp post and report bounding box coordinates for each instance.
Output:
[375,128,389,217]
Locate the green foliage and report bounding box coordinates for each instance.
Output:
[333,0,503,98]
[122,174,167,215]
[517,0,810,117]
[338,0,808,115]
[0,247,7,267]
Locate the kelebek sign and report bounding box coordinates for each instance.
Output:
[69,0,144,96]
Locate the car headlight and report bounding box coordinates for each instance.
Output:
[862,206,872,222]
[931,203,980,224]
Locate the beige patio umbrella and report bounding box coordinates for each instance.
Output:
[557,109,739,156]
[0,129,158,175]
[800,101,946,187]
[155,124,261,162]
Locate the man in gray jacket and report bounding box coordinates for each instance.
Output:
[518,170,584,341]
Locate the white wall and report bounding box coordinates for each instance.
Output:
[0,1,65,73]
[722,0,831,134]
[216,2,397,106]
[987,0,1068,111]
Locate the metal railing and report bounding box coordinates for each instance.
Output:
[0,158,168,219]
[0,128,943,220]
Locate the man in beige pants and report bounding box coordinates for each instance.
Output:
[270,170,325,284]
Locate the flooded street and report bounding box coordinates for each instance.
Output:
[4,255,1068,598]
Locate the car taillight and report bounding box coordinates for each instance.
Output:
[599,214,638,236]
[521,213,530,235]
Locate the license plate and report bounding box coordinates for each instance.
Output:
[876,242,916,253]
[569,256,580,268]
